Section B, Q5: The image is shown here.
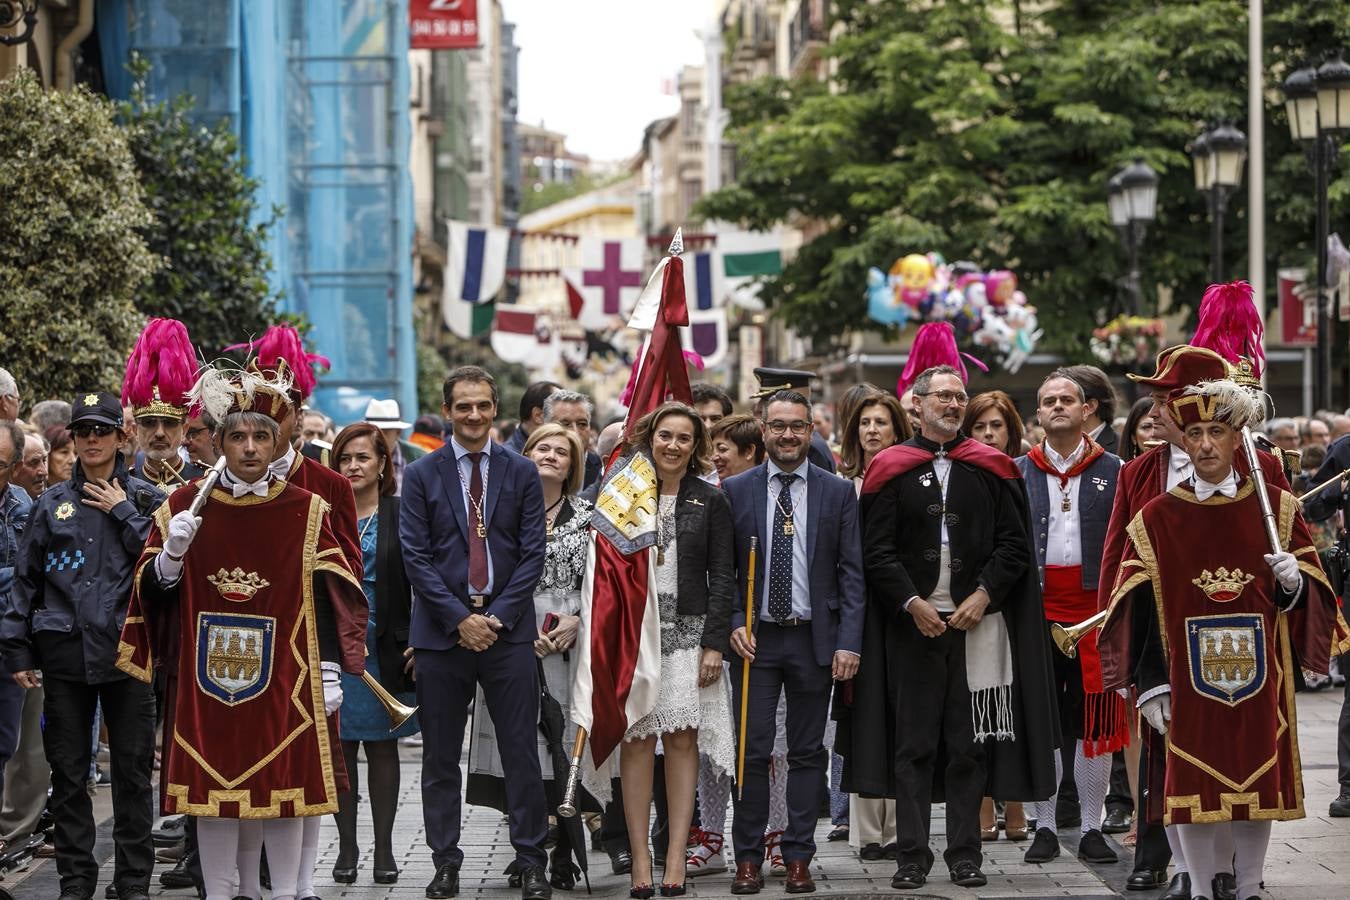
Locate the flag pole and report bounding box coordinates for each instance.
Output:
[736,537,758,801]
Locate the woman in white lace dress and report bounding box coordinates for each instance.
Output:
[620,403,736,898]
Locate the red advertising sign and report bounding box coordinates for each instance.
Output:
[411,0,479,50]
[1278,268,1317,344]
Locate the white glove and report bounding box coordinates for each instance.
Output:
[163,511,202,559]
[1264,551,1302,595]
[321,663,343,715]
[1140,692,1171,735]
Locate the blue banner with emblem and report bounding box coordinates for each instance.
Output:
[1186,613,1267,707]
[195,611,276,706]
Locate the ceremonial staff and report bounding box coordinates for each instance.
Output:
[187,458,227,516]
[737,537,758,800]
[1298,467,1350,504]
[557,728,588,818]
[1241,426,1282,554]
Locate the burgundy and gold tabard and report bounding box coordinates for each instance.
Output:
[1102,477,1348,825]
[118,480,364,818]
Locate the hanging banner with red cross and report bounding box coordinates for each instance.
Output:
[410,0,479,50]
[562,238,647,331]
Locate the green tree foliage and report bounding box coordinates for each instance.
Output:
[120,58,281,356]
[697,0,1350,353]
[0,71,156,403]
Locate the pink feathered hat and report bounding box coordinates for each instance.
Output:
[121,318,199,420]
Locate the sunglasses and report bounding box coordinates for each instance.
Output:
[71,424,117,439]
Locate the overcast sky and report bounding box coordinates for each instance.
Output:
[512,0,713,163]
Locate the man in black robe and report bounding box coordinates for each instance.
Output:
[844,364,1059,890]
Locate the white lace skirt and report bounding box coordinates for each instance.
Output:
[584,645,735,803]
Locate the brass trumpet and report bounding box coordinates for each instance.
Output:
[360,670,419,730]
[1050,610,1108,659]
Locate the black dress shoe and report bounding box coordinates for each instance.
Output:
[1077,829,1119,864]
[426,863,460,899]
[609,847,633,875]
[1213,872,1237,900]
[949,860,987,888]
[331,864,357,883]
[106,884,118,899]
[859,842,884,861]
[1101,808,1132,834]
[1023,827,1060,863]
[117,888,150,900]
[891,863,926,889]
[1161,872,1191,900]
[159,851,202,889]
[1330,791,1350,816]
[374,866,400,884]
[1125,869,1167,891]
[550,859,580,891]
[882,842,897,860]
[520,863,553,900]
[825,824,848,842]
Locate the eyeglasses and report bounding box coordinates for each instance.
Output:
[185,427,210,440]
[71,424,117,439]
[916,390,970,406]
[766,419,811,436]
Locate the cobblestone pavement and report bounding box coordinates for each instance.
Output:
[6,689,1348,898]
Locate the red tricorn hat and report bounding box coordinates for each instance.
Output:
[1126,345,1229,393]
[225,325,329,406]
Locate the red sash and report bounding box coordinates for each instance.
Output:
[1045,564,1128,757]
[1026,435,1105,487]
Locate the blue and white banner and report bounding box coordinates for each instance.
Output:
[444,219,509,305]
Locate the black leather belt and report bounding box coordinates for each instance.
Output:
[469,594,488,609]
[765,616,809,627]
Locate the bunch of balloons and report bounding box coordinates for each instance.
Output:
[865,253,1042,372]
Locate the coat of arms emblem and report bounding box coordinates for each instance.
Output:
[1186,613,1266,707]
[196,612,275,706]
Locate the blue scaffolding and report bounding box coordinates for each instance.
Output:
[98,0,416,424]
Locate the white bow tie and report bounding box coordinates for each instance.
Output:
[230,478,271,499]
[268,456,292,481]
[1193,476,1237,501]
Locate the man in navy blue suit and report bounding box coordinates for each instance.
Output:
[723,389,865,894]
[400,366,551,900]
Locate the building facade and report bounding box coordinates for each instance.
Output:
[5,0,417,423]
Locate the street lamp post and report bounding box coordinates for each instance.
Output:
[1283,55,1350,412]
[1107,157,1159,315]
[1191,123,1248,283]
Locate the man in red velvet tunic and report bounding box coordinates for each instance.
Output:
[1100,379,1347,900]
[1096,344,1286,899]
[239,324,362,900]
[118,366,366,900]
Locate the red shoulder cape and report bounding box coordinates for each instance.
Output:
[860,436,1021,496]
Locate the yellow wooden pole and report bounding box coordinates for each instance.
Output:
[736,537,758,801]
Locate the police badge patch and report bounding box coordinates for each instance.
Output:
[196,612,276,706]
[55,501,75,521]
[1186,613,1266,707]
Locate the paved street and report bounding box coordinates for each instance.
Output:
[7,689,1348,899]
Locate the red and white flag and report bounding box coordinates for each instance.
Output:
[572,231,693,766]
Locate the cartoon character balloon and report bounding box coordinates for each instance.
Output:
[892,254,934,309]
[866,266,911,327]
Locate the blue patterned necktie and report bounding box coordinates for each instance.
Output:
[768,472,796,621]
